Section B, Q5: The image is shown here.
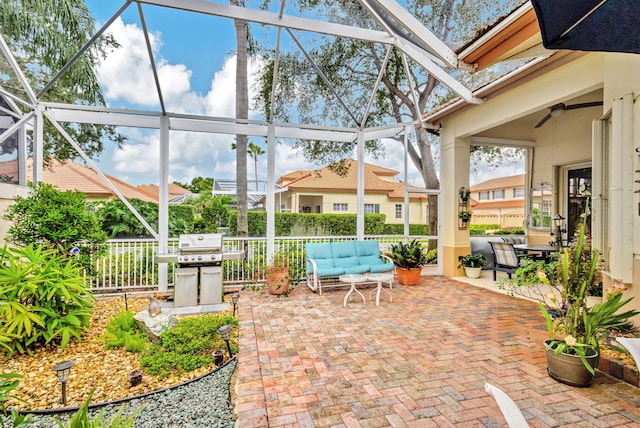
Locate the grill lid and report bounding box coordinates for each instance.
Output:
[178,233,223,253]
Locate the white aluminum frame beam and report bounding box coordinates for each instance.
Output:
[45,104,417,141]
[137,0,479,102]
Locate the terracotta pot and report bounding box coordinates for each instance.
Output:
[464,267,482,279]
[266,267,290,295]
[396,267,422,285]
[544,340,598,387]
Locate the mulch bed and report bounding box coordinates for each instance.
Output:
[1,295,234,411]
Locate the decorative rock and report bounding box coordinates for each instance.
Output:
[134,310,177,341]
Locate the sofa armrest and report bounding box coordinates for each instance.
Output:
[306,258,321,294]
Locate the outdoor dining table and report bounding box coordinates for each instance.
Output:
[513,243,559,262]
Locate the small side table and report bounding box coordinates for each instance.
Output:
[367,273,393,306]
[339,274,367,307]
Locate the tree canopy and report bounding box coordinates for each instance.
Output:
[256,0,522,235]
[0,0,124,161]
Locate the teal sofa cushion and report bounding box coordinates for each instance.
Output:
[305,242,334,272]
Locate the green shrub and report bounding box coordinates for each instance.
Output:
[0,245,94,355]
[3,183,107,275]
[94,199,195,238]
[491,227,525,235]
[226,211,388,236]
[99,311,148,353]
[140,314,238,379]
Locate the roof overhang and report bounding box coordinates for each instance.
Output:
[458,2,553,72]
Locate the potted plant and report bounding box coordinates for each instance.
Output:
[534,200,639,386]
[263,251,291,295]
[459,187,471,202]
[458,210,473,223]
[457,254,487,278]
[388,239,428,285]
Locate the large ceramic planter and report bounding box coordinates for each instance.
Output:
[463,267,482,279]
[266,268,290,295]
[544,340,598,387]
[396,267,422,285]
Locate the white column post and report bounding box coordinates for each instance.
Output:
[356,131,365,239]
[158,115,169,292]
[267,125,276,263]
[32,105,44,184]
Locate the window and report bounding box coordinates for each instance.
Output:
[492,189,505,199]
[364,203,380,214]
[333,203,348,212]
[513,187,525,198]
[395,204,402,219]
[478,191,490,201]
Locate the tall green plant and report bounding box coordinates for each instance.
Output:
[0,245,94,355]
[539,199,639,374]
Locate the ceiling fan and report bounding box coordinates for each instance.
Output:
[534,101,604,128]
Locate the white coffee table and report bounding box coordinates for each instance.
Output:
[367,273,393,306]
[339,274,367,307]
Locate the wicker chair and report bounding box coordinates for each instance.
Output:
[489,242,527,281]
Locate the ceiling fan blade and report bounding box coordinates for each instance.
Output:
[535,113,552,128]
[565,101,604,110]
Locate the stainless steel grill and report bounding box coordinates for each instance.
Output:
[174,233,224,307]
[177,233,224,265]
[156,233,244,307]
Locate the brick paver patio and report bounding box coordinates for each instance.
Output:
[233,276,640,427]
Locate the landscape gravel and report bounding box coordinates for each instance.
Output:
[3,359,237,428]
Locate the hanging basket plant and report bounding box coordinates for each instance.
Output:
[458,210,473,222]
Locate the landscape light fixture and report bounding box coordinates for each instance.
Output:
[217,324,233,357]
[52,360,75,405]
[231,293,240,317]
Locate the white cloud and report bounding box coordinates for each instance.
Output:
[97,18,269,185]
[97,19,192,106]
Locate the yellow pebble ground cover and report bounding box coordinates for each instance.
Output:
[1,295,235,411]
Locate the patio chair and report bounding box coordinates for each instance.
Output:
[615,337,640,371]
[489,242,526,281]
[485,383,530,428]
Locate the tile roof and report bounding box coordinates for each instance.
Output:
[280,159,426,199]
[136,183,192,201]
[27,159,158,202]
[470,199,524,209]
[470,174,525,191]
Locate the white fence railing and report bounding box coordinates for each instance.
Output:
[88,235,437,294]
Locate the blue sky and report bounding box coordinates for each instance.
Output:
[83,1,522,188]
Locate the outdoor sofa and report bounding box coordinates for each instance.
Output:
[305,240,394,294]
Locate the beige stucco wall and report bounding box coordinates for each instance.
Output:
[0,183,28,245]
[439,51,640,322]
[276,190,428,225]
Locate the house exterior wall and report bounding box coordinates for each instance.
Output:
[0,183,28,245]
[276,190,427,224]
[438,51,640,320]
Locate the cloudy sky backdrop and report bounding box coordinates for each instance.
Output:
[85,1,522,189]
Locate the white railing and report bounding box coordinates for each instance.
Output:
[88,235,436,294]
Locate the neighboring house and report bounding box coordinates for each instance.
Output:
[276,159,428,225]
[424,1,640,317]
[136,183,193,203]
[25,159,158,203]
[469,174,525,228]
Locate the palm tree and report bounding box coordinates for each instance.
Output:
[230,0,248,241]
[248,142,265,191]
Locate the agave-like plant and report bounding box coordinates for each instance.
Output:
[388,240,428,269]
